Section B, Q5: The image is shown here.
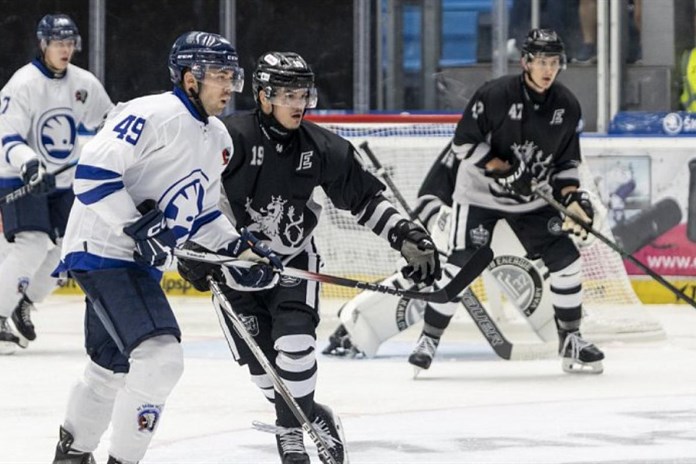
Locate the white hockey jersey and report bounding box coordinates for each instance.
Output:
[56,87,240,276]
[0,59,113,189]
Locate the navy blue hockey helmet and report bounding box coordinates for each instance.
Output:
[36,14,82,51]
[252,51,317,108]
[521,28,567,68]
[168,31,244,92]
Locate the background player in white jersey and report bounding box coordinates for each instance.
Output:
[177,51,441,464]
[0,14,113,353]
[406,28,603,375]
[51,31,279,464]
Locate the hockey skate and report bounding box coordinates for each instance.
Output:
[322,324,363,358]
[312,403,347,464]
[275,424,310,464]
[408,333,439,377]
[0,316,26,354]
[52,426,96,464]
[11,294,36,342]
[559,330,604,374]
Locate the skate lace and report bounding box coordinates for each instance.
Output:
[18,299,33,324]
[562,332,591,359]
[252,421,306,454]
[414,334,438,357]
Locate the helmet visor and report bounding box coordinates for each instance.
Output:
[266,86,318,109]
[192,63,245,93]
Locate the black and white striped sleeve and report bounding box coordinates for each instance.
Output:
[355,194,407,241]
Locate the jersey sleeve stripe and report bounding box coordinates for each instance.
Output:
[1,134,26,146]
[75,164,122,181]
[75,181,125,205]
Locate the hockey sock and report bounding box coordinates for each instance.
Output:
[549,258,583,324]
[0,231,51,317]
[63,361,126,452]
[274,334,317,427]
[25,242,62,303]
[109,335,184,463]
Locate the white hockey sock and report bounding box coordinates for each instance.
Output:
[64,361,126,452]
[109,335,184,463]
[25,242,62,303]
[275,334,318,399]
[0,231,51,317]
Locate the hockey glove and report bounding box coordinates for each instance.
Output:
[487,157,533,197]
[217,228,282,292]
[123,209,177,268]
[388,219,441,286]
[561,189,594,240]
[21,159,56,195]
[177,242,223,292]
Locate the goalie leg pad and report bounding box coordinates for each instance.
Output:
[338,272,425,357]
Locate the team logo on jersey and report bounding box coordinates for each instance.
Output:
[159,170,209,242]
[487,255,543,316]
[550,109,565,125]
[37,108,77,161]
[75,89,88,103]
[245,195,305,250]
[469,224,490,246]
[471,100,484,120]
[221,147,231,165]
[297,151,313,171]
[547,216,563,235]
[137,404,162,432]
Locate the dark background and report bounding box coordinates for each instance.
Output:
[0,0,355,110]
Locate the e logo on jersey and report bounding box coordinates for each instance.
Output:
[159,170,209,242]
[550,109,565,125]
[37,108,77,161]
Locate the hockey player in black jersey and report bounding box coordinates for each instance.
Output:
[405,28,605,375]
[177,51,441,464]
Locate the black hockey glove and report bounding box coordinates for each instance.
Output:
[487,157,533,197]
[123,208,177,267]
[219,228,283,291]
[388,219,441,286]
[561,190,594,240]
[21,159,56,195]
[177,242,223,292]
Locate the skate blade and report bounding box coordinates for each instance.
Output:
[412,365,424,379]
[15,333,30,348]
[562,358,604,375]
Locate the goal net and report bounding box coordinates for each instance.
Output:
[309,114,664,342]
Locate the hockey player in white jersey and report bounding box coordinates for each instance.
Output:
[50,31,281,464]
[0,14,113,353]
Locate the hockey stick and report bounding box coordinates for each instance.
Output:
[174,247,490,304]
[0,160,78,206]
[208,278,339,464]
[533,184,696,309]
[360,141,529,359]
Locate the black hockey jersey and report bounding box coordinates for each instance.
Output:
[220,111,404,257]
[452,74,583,212]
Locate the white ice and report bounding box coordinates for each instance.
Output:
[3,295,696,464]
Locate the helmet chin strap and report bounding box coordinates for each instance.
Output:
[186,82,210,120]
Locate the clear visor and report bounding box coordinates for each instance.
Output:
[524,52,567,70]
[266,86,318,109]
[191,63,245,93]
[41,36,82,52]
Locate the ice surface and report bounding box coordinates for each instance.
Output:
[3,295,696,463]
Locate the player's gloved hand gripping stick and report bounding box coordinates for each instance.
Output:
[0,160,77,206]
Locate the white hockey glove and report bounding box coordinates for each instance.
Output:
[561,190,594,240]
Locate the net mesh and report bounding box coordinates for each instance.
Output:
[311,117,663,339]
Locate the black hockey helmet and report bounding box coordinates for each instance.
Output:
[252,51,317,108]
[37,14,82,51]
[521,28,567,69]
